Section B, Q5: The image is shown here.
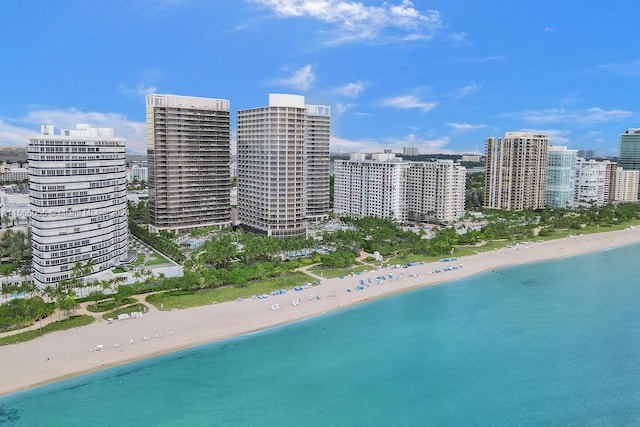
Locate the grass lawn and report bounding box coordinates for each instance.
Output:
[102,303,148,320]
[0,315,95,346]
[146,272,314,310]
[308,263,372,279]
[145,254,170,265]
[385,253,434,265]
[132,253,145,266]
[86,297,137,313]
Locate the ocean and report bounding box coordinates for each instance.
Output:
[2,243,640,426]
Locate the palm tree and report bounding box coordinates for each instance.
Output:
[0,264,14,304]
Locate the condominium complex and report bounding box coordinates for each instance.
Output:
[574,158,610,206]
[305,105,331,223]
[126,164,148,183]
[403,146,419,156]
[484,132,548,210]
[0,164,28,182]
[406,160,466,223]
[237,94,330,237]
[619,129,640,171]
[28,124,128,288]
[334,154,466,223]
[546,146,577,208]
[614,167,640,202]
[146,94,231,234]
[334,153,407,222]
[619,128,640,199]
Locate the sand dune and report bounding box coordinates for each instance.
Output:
[1,228,639,396]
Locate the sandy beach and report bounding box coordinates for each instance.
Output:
[2,227,639,397]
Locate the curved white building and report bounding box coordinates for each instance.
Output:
[28,124,128,288]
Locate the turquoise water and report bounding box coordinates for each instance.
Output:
[2,244,640,426]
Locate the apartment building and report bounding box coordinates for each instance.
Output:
[619,129,640,171]
[406,160,466,223]
[146,94,231,234]
[484,132,548,210]
[613,167,640,202]
[333,153,407,222]
[28,124,128,288]
[237,94,330,237]
[305,105,331,223]
[574,158,609,206]
[546,146,577,208]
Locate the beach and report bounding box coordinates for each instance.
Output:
[2,228,639,397]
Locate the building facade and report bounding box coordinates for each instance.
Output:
[403,146,419,156]
[0,163,29,182]
[619,129,640,171]
[237,94,330,237]
[406,160,466,223]
[126,165,148,183]
[619,128,640,199]
[613,167,640,202]
[484,132,548,211]
[574,158,608,206]
[305,105,331,223]
[28,124,128,288]
[333,153,407,221]
[545,146,577,208]
[146,94,231,234]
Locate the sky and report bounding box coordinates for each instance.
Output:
[0,0,639,155]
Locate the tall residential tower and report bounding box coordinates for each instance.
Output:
[237,94,330,237]
[484,132,548,211]
[28,124,128,288]
[545,145,577,208]
[146,94,231,234]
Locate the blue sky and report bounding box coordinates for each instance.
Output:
[1,0,638,155]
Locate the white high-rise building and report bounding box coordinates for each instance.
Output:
[406,160,466,223]
[237,94,330,237]
[334,153,408,221]
[28,124,128,288]
[126,165,148,183]
[574,158,609,206]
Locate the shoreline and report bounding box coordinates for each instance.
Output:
[2,227,640,398]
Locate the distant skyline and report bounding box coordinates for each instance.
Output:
[1,0,639,155]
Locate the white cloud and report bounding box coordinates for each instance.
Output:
[583,107,632,123]
[522,129,571,145]
[446,122,486,131]
[500,107,632,125]
[333,103,357,115]
[330,135,380,152]
[250,0,443,45]
[447,31,468,44]
[332,81,365,98]
[118,83,157,97]
[379,95,436,113]
[478,55,507,63]
[0,109,146,153]
[274,64,316,91]
[544,27,557,32]
[0,120,35,148]
[596,59,640,75]
[455,82,480,98]
[330,133,455,154]
[384,133,452,154]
